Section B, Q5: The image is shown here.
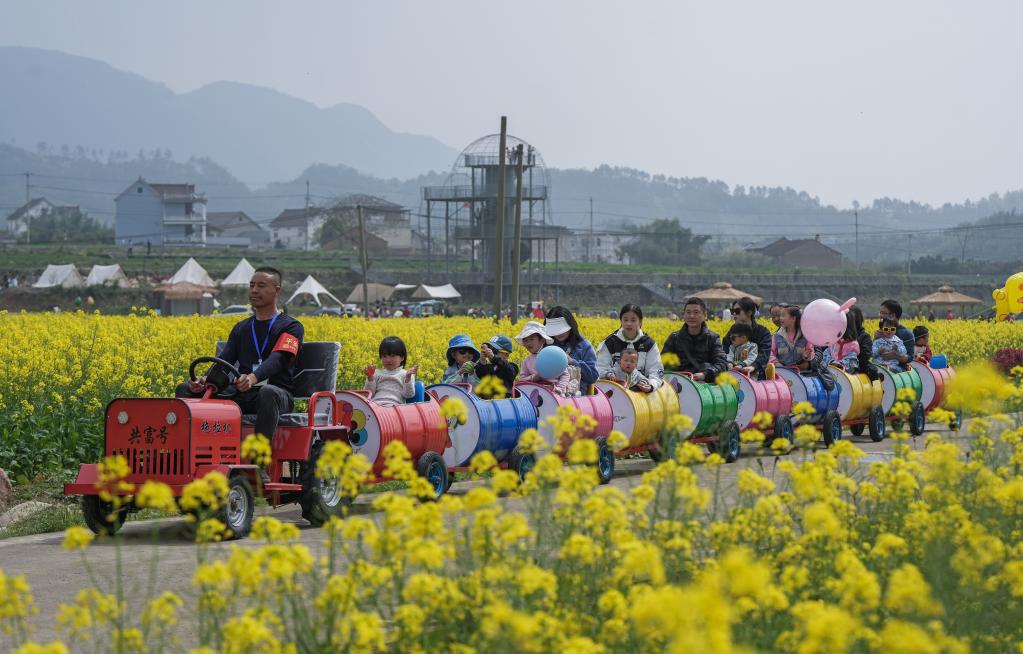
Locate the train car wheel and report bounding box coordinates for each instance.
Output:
[774,414,794,445]
[849,423,865,437]
[415,452,449,501]
[868,406,886,442]
[594,436,615,484]
[508,446,536,483]
[720,421,741,463]
[822,411,842,448]
[910,401,926,436]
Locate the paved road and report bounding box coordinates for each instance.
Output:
[1,423,970,646]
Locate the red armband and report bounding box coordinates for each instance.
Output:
[272,333,300,356]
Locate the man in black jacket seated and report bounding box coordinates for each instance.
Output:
[662,297,728,382]
[175,266,304,441]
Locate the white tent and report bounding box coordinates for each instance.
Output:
[34,264,84,288]
[393,284,416,292]
[221,258,255,286]
[85,264,131,288]
[168,257,216,287]
[287,275,343,307]
[411,283,461,300]
[346,283,397,303]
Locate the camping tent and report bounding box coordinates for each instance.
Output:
[411,283,461,300]
[346,283,396,304]
[85,264,131,288]
[167,257,216,287]
[34,264,84,288]
[221,258,255,286]
[687,282,762,305]
[287,275,343,307]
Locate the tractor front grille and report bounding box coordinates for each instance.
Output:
[114,446,188,478]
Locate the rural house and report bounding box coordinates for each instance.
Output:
[114,178,208,247]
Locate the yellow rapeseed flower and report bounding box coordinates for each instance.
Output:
[61,526,94,552]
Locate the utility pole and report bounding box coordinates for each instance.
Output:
[854,210,859,268]
[587,196,593,263]
[511,144,524,324]
[358,205,370,318]
[24,172,31,244]
[493,116,507,320]
[304,180,311,251]
[906,232,911,276]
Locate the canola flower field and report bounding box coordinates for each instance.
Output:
[4,400,1023,652]
[1,310,1022,478]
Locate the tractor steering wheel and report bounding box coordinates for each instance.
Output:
[189,356,241,394]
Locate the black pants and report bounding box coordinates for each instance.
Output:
[175,383,293,439]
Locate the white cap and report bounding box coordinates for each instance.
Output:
[544,316,571,337]
[515,321,554,346]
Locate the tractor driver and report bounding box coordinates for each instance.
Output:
[175,267,304,445]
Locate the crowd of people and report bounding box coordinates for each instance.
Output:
[361,296,935,402]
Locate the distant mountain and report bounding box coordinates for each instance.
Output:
[0,47,458,182]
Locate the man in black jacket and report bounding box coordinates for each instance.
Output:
[662,297,728,382]
[176,267,304,441]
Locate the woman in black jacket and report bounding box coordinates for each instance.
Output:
[724,296,773,379]
[849,306,879,381]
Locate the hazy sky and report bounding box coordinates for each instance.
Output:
[1,1,1020,207]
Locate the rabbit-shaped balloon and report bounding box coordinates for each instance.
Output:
[801,298,856,346]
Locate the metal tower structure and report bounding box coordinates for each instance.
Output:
[421,134,562,304]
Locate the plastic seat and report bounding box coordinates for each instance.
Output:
[407,380,426,404]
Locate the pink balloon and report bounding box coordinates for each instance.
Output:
[801,298,857,346]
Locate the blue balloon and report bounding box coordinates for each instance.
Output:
[930,354,948,369]
[535,346,568,379]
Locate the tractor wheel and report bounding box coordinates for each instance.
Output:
[868,406,886,442]
[849,423,865,438]
[82,495,127,536]
[507,446,536,483]
[909,401,926,436]
[594,436,615,485]
[300,441,350,527]
[719,421,741,463]
[415,452,449,501]
[822,411,842,447]
[218,475,254,540]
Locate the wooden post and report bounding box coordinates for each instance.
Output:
[511,143,524,323]
[358,205,370,318]
[493,116,507,320]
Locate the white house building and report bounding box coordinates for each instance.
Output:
[114,178,208,246]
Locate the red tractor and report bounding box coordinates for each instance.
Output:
[65,343,356,539]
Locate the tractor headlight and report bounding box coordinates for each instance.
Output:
[165,411,177,426]
[117,410,129,425]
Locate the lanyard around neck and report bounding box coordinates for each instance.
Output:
[251,311,280,365]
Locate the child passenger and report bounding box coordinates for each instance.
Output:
[364,336,419,407]
[474,334,518,398]
[725,323,758,373]
[516,321,571,396]
[612,345,651,392]
[442,334,481,385]
[913,326,932,363]
[872,318,907,372]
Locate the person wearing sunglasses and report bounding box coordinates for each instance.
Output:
[724,296,773,378]
[877,299,914,370]
[442,334,482,385]
[871,317,907,372]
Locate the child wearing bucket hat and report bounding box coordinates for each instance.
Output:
[516,321,571,395]
[442,334,482,385]
[475,334,518,398]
